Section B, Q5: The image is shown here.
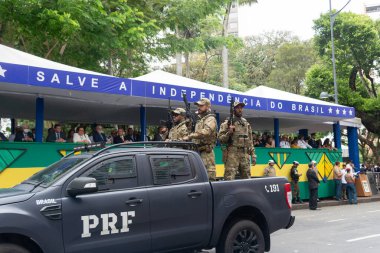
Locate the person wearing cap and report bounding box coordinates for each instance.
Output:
[183,98,217,181]
[307,162,320,210]
[290,161,303,204]
[263,160,276,177]
[333,161,343,201]
[167,108,190,141]
[218,101,256,180]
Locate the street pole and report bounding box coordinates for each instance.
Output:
[329,0,351,104]
[329,0,351,151]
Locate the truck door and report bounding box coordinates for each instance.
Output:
[61,155,151,253]
[146,154,211,252]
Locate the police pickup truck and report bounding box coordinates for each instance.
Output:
[0,142,294,253]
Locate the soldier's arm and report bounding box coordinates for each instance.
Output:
[217,121,230,143]
[189,117,217,140]
[247,123,256,158]
[178,125,190,141]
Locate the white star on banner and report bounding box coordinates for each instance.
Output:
[328,107,333,114]
[342,109,347,115]
[335,108,340,114]
[0,65,7,77]
[349,110,353,116]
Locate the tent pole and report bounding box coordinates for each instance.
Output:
[347,126,360,171]
[333,122,342,150]
[274,118,280,147]
[140,105,146,141]
[35,97,44,143]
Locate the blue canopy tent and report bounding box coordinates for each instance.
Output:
[0,44,360,168]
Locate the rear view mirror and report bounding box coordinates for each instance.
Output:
[67,177,98,197]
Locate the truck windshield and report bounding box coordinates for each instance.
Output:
[23,157,86,187]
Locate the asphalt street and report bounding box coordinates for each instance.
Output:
[209,202,380,253]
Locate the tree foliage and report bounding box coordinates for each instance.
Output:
[310,11,380,135]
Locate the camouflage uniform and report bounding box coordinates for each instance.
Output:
[290,163,302,203]
[168,108,190,141]
[263,163,276,177]
[218,112,255,180]
[188,101,217,181]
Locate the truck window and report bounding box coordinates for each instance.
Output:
[149,155,194,185]
[85,157,138,191]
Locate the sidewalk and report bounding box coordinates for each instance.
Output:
[292,193,380,210]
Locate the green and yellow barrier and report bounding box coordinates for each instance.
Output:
[0,143,341,199]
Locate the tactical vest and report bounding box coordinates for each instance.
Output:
[230,117,250,148]
[169,120,188,140]
[193,113,217,146]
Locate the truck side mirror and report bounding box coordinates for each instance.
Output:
[67,177,98,197]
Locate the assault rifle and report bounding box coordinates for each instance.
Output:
[228,97,235,145]
[182,93,197,131]
[166,97,174,129]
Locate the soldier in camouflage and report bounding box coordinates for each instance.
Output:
[183,98,217,181]
[167,108,190,141]
[218,101,256,180]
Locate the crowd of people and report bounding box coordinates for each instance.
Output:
[252,132,337,150]
[0,123,144,144]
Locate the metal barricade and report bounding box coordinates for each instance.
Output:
[367,172,380,193]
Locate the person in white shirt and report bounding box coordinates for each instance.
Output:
[341,164,348,200]
[73,126,91,144]
[280,135,290,148]
[297,135,312,149]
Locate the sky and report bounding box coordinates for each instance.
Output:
[238,0,373,40]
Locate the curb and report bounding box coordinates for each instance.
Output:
[291,194,380,210]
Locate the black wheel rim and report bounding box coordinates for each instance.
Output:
[232,229,260,253]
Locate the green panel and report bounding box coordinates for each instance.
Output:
[0,149,26,172]
[0,142,81,168]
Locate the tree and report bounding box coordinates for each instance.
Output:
[307,11,380,163]
[312,12,380,134]
[0,0,165,76]
[230,31,295,89]
[267,40,317,94]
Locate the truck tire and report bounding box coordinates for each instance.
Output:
[217,220,265,253]
[0,243,30,253]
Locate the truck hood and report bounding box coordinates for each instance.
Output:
[0,188,35,206]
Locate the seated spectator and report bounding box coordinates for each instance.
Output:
[252,133,261,147]
[125,127,137,142]
[297,135,312,149]
[322,138,336,150]
[66,129,75,143]
[259,133,268,147]
[113,128,129,144]
[265,136,275,148]
[0,132,8,141]
[153,125,168,141]
[280,135,290,148]
[73,126,91,144]
[291,139,300,148]
[92,125,109,143]
[308,133,321,149]
[14,124,34,142]
[46,124,66,143]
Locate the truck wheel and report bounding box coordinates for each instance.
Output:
[0,243,30,253]
[217,220,265,253]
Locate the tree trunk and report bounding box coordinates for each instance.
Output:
[184,52,190,78]
[108,57,113,75]
[348,66,357,91]
[222,2,232,88]
[175,24,182,76]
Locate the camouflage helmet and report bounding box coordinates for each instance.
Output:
[194,98,211,106]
